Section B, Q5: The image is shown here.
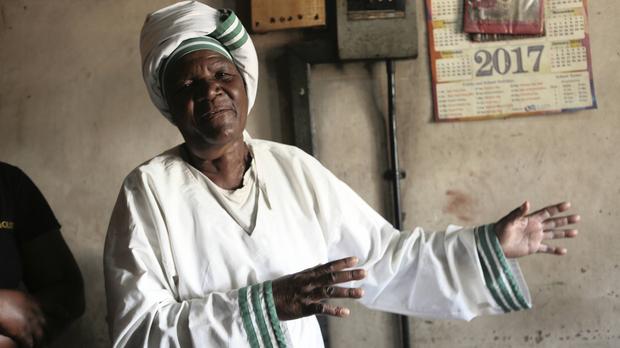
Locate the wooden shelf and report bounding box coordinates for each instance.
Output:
[251,0,326,33]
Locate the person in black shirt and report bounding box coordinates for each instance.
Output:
[0,162,84,348]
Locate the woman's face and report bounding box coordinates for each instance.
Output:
[164,49,248,149]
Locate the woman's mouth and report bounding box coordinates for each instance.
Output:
[200,108,234,120]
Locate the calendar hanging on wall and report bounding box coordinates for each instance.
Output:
[425,0,596,122]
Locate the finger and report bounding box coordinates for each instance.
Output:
[30,307,46,325]
[309,286,364,300]
[0,336,18,348]
[303,302,351,317]
[25,316,46,348]
[316,269,367,286]
[32,324,45,347]
[25,310,45,333]
[542,229,578,240]
[542,214,580,230]
[537,243,567,255]
[504,201,530,222]
[14,332,33,348]
[530,201,571,220]
[0,336,17,348]
[309,257,359,276]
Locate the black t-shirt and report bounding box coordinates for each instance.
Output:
[0,162,60,289]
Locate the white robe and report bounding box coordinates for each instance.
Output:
[104,139,531,348]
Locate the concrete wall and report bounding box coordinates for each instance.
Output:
[0,0,617,347]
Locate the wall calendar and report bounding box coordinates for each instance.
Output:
[426,0,596,121]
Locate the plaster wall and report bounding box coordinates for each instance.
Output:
[318,1,620,347]
[0,0,617,347]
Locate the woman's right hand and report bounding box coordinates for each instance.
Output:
[271,257,367,321]
[0,289,46,348]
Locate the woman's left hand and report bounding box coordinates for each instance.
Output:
[495,201,580,258]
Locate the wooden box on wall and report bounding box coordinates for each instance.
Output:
[251,0,326,33]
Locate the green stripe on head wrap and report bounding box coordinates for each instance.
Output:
[160,36,232,100]
[140,2,258,123]
[211,11,249,52]
[210,9,237,37]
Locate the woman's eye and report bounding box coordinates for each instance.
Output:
[215,71,232,80]
[175,80,193,93]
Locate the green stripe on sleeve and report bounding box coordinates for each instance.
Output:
[475,227,512,312]
[251,284,274,348]
[484,225,531,309]
[477,226,522,311]
[264,281,288,348]
[239,286,260,348]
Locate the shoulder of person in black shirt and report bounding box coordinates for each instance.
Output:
[0,162,85,348]
[0,162,61,241]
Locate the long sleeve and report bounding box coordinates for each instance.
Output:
[103,173,286,348]
[304,158,531,321]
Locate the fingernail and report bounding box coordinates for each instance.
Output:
[342,308,350,316]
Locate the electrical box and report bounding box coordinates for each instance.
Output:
[336,0,418,60]
[251,0,326,33]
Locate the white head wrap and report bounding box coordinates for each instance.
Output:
[140,1,258,123]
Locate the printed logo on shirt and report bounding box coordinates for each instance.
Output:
[0,220,15,230]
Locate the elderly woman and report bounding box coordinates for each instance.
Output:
[104,2,579,347]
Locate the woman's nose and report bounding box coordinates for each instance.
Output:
[195,80,222,102]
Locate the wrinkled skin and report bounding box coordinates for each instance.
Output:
[164,49,248,150]
[164,49,250,190]
[0,290,46,348]
[272,257,366,320]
